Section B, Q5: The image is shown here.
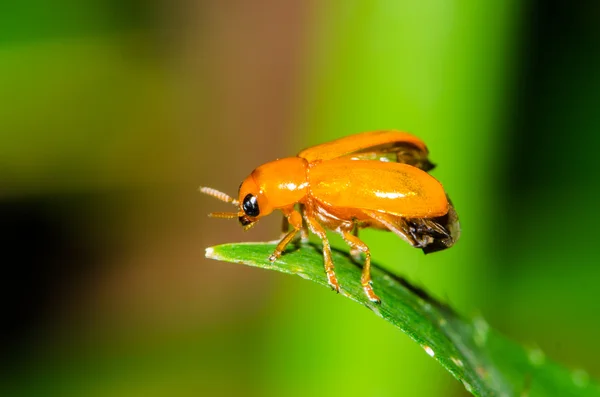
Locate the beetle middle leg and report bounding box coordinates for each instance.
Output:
[342,231,380,303]
[299,205,310,242]
[349,225,362,260]
[305,216,340,293]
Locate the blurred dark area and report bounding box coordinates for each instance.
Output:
[1,1,599,396]
[507,2,600,191]
[491,0,600,373]
[2,195,97,367]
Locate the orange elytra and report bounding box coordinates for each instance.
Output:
[200,130,460,303]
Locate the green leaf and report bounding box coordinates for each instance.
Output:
[206,242,600,397]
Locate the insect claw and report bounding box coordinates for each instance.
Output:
[326,271,340,293]
[363,285,381,304]
[268,252,280,262]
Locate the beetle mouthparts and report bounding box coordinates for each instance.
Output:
[238,215,257,231]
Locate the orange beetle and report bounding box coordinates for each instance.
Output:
[200,130,459,302]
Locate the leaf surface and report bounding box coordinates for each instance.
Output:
[207,242,600,397]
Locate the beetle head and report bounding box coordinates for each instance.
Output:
[200,157,306,230]
[237,175,274,230]
[198,175,274,231]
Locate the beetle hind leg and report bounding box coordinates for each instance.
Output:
[362,207,460,254]
[342,232,380,303]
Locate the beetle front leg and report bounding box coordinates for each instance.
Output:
[305,216,340,293]
[280,215,290,239]
[343,231,380,303]
[269,208,302,262]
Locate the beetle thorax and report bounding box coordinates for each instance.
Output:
[251,157,308,210]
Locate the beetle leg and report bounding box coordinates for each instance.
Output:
[269,209,302,262]
[342,232,380,303]
[269,229,298,262]
[298,205,310,242]
[305,216,340,293]
[301,223,310,243]
[363,209,459,254]
[349,225,362,259]
[280,207,310,244]
[361,209,418,246]
[280,215,290,239]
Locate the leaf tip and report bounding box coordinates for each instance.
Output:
[205,246,216,259]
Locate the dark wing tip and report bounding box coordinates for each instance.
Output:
[407,201,460,254]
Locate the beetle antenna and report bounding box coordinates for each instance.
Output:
[208,211,243,219]
[199,186,239,206]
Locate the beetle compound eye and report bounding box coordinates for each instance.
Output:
[242,194,260,217]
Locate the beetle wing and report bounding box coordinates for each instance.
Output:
[308,159,448,218]
[298,130,434,171]
[363,202,459,253]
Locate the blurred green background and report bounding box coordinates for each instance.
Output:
[2,1,599,396]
